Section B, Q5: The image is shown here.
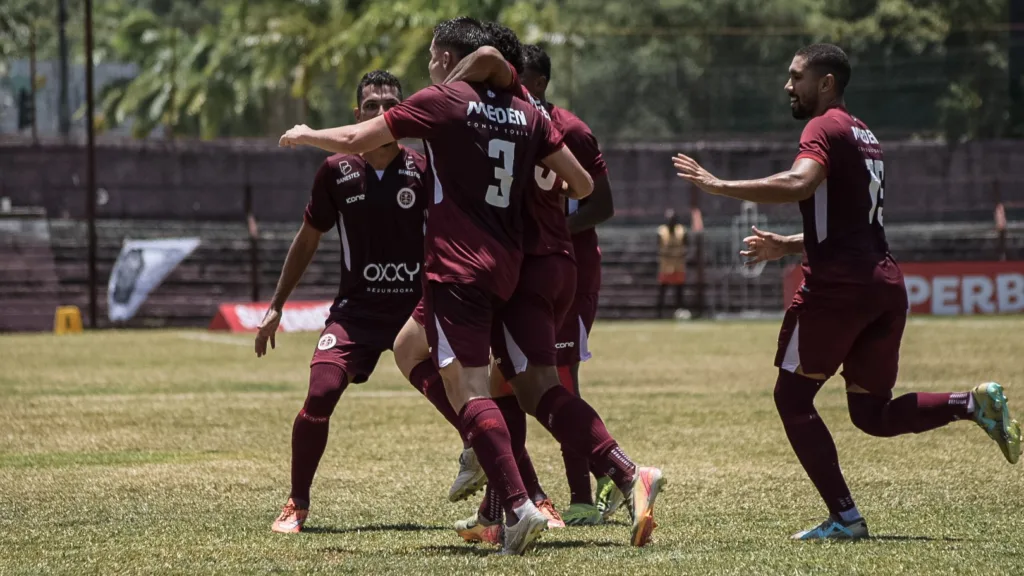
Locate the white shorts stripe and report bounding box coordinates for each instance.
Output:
[338,212,352,271]
[434,315,456,368]
[780,320,801,373]
[502,323,529,375]
[578,315,592,362]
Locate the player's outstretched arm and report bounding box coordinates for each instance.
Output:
[541,147,593,200]
[567,173,614,234]
[279,116,396,155]
[673,154,826,204]
[255,221,323,357]
[443,46,514,89]
[740,226,803,266]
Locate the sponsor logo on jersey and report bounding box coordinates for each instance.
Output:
[363,262,420,283]
[337,171,361,185]
[339,161,353,175]
[554,341,575,349]
[397,187,416,209]
[851,126,879,145]
[317,333,337,350]
[405,155,416,171]
[398,169,421,180]
[346,194,365,204]
[466,101,528,126]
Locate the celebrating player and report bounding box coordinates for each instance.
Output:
[257,70,429,534]
[279,17,596,555]
[672,43,1022,540]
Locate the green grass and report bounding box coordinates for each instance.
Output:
[1,319,1022,575]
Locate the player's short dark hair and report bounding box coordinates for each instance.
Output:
[433,16,489,59]
[795,43,851,95]
[482,22,524,74]
[356,70,402,107]
[522,44,551,80]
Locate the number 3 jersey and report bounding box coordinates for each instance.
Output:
[383,82,565,301]
[796,106,893,286]
[303,146,429,323]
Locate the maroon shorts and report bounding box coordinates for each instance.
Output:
[311,315,405,384]
[425,282,501,369]
[775,259,909,396]
[492,254,577,381]
[555,291,599,366]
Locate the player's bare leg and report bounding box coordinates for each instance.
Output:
[394,317,485,501]
[272,364,349,533]
[510,365,665,546]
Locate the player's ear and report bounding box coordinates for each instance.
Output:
[353,107,361,123]
[821,74,835,94]
[538,76,549,94]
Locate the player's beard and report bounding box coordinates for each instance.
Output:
[790,94,814,120]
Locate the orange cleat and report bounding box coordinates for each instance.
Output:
[454,514,502,545]
[535,498,566,529]
[271,498,309,534]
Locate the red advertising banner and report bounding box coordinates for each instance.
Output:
[209,301,332,333]
[783,262,1024,316]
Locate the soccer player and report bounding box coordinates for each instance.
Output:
[279,17,596,555]
[445,40,665,546]
[673,43,1022,540]
[257,70,429,534]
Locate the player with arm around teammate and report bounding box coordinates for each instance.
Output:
[673,43,1021,540]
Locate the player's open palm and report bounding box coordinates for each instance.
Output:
[740,226,787,265]
[255,308,281,357]
[673,153,721,194]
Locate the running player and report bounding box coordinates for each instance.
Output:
[258,70,429,533]
[279,17,596,555]
[672,43,1022,540]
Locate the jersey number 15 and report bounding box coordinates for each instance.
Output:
[865,159,884,226]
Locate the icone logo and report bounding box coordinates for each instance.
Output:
[346,194,365,204]
[363,262,421,282]
[554,341,575,349]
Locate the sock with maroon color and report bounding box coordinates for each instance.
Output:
[558,366,595,505]
[848,392,972,437]
[533,385,636,493]
[493,395,548,501]
[460,398,529,522]
[289,363,349,506]
[478,484,503,524]
[774,369,858,519]
[409,360,468,446]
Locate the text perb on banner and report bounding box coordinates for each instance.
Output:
[783,262,1024,316]
[209,301,333,332]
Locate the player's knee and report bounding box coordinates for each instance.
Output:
[392,319,427,380]
[304,363,348,419]
[847,393,893,437]
[773,369,823,419]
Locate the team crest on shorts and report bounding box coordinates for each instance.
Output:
[317,334,337,350]
[397,187,416,209]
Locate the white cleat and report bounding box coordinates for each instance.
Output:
[448,447,487,502]
[792,516,869,540]
[499,500,548,556]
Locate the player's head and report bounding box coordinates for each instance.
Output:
[664,208,678,227]
[482,21,524,75]
[354,70,402,123]
[521,44,551,100]
[786,43,851,120]
[429,17,489,85]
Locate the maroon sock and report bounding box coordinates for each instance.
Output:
[478,484,503,524]
[289,363,348,505]
[558,366,594,505]
[849,392,972,437]
[409,360,468,445]
[774,370,855,517]
[492,395,546,500]
[534,385,636,493]
[460,398,529,521]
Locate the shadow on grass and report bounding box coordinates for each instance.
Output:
[418,545,494,557]
[869,535,968,543]
[304,523,446,535]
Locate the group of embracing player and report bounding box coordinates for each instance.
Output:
[255,17,1021,554]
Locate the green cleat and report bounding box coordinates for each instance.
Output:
[595,476,624,520]
[562,503,603,526]
[972,382,1021,464]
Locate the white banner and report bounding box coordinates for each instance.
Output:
[107,238,201,322]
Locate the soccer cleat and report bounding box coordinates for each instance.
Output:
[454,513,501,545]
[792,516,869,541]
[535,498,565,529]
[562,502,603,526]
[595,476,625,520]
[971,382,1022,464]
[271,498,309,534]
[625,467,666,547]
[448,447,487,502]
[499,500,548,556]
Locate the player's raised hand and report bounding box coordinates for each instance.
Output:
[673,153,722,194]
[740,226,787,265]
[255,307,281,357]
[279,125,311,149]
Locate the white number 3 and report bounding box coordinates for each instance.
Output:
[486,139,515,208]
[865,159,884,226]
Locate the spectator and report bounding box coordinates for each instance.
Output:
[656,208,686,318]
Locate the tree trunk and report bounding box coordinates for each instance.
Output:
[29,25,38,144]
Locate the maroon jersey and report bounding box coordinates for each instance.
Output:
[550,104,609,295]
[518,88,574,259]
[304,146,429,322]
[796,106,890,285]
[384,82,565,301]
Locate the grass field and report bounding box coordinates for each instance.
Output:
[1,319,1022,575]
